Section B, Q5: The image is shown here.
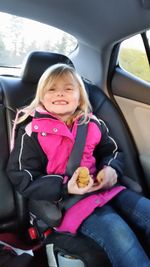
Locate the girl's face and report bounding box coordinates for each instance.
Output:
[42,72,80,121]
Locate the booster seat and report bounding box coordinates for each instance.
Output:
[0,50,146,266]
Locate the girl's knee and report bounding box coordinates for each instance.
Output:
[81,206,136,242]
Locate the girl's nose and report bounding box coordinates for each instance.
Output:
[57,90,64,96]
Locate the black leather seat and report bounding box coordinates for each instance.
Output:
[0,80,28,232]
[0,51,146,266]
[0,52,74,231]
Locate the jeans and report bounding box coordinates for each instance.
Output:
[79,189,150,267]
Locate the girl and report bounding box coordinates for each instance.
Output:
[7,63,150,266]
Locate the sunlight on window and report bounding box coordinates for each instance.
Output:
[0,12,77,75]
[119,34,150,83]
[120,35,145,51]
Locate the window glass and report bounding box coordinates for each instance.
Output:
[0,12,77,75]
[119,33,150,83]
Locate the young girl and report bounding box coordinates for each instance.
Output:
[7,63,150,266]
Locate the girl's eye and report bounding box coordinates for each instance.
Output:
[48,88,55,91]
[66,88,73,91]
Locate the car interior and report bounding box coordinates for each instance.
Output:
[0,0,149,266]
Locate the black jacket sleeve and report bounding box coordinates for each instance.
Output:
[7,127,63,201]
[94,119,124,177]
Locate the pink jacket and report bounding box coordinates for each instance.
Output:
[32,110,125,233]
[31,114,101,176]
[8,108,125,233]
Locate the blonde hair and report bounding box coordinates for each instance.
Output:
[17,63,92,125]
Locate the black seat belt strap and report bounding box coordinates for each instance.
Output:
[62,121,89,210]
[65,122,88,177]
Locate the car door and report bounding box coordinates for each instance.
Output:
[109,31,150,195]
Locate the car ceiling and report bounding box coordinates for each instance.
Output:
[0,0,150,51]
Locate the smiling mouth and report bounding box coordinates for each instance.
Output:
[52,101,68,105]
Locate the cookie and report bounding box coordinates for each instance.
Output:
[77,167,90,188]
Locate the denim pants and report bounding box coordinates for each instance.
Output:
[79,189,150,267]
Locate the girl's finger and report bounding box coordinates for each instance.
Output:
[71,169,79,182]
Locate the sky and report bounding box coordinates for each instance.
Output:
[121,33,148,51]
[0,11,75,47]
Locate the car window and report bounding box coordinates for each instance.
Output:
[119,32,150,83]
[0,12,77,76]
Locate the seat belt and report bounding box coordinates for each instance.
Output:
[62,122,89,210]
[65,122,88,177]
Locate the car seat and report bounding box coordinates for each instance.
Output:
[0,51,147,267]
[0,80,28,233]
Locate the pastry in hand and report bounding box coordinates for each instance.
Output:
[77,167,90,188]
[96,169,105,183]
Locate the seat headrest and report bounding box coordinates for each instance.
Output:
[21,51,74,83]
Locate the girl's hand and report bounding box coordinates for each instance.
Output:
[97,166,118,189]
[87,166,118,193]
[67,168,94,195]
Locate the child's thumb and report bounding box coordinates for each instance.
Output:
[71,169,79,181]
